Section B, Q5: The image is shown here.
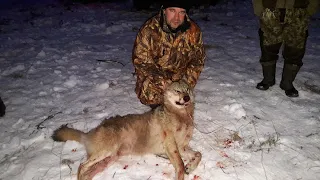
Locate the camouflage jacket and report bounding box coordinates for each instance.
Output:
[252,0,319,16]
[132,11,205,105]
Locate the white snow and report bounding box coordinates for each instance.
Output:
[0,0,319,180]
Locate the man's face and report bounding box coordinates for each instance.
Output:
[164,7,186,29]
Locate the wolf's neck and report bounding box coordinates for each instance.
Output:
[163,105,194,125]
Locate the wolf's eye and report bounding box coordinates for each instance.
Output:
[175,90,181,93]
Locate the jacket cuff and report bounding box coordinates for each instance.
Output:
[307,0,319,16]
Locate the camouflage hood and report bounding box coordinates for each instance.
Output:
[132,10,205,105]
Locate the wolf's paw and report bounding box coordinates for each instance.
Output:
[184,152,202,174]
[184,163,194,174]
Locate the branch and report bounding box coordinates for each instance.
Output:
[96,59,125,67]
[36,111,62,130]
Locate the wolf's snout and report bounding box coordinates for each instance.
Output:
[183,95,190,102]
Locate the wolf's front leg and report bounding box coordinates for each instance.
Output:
[180,146,202,174]
[163,131,185,180]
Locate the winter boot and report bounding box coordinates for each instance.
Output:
[280,64,301,97]
[256,63,276,90]
[257,29,282,91]
[0,97,5,117]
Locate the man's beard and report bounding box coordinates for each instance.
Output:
[167,20,190,33]
[167,23,180,33]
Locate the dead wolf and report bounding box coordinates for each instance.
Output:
[52,79,201,180]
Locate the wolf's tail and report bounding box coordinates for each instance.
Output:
[52,124,85,143]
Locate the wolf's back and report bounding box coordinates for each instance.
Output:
[52,125,85,143]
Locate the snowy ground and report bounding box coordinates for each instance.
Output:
[0,0,320,180]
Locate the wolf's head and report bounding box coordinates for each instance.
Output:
[163,79,194,110]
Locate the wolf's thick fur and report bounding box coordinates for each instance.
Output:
[52,80,201,180]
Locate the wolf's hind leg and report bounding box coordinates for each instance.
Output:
[78,152,118,180]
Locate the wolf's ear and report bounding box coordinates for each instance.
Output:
[162,79,172,90]
[181,76,188,83]
[179,76,189,86]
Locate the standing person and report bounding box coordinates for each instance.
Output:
[0,96,5,117]
[132,0,206,108]
[253,0,319,97]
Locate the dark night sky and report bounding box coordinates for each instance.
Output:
[0,0,57,8]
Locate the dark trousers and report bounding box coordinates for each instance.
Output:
[0,97,5,117]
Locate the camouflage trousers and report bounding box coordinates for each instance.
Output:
[259,8,310,66]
